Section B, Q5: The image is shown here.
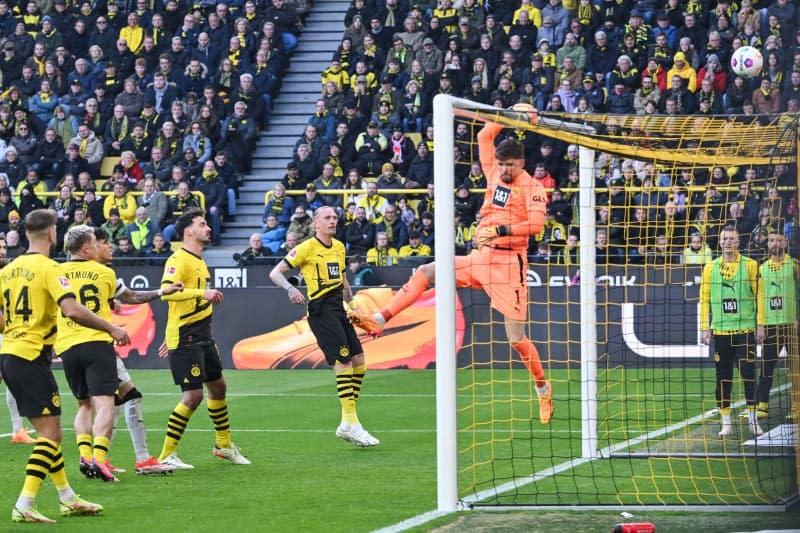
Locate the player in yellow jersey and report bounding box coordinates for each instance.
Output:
[700,225,761,437]
[157,208,251,468]
[56,226,184,482]
[0,231,36,444]
[92,227,183,475]
[0,210,130,524]
[270,206,380,447]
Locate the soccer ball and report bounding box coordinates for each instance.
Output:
[510,102,538,125]
[730,46,763,78]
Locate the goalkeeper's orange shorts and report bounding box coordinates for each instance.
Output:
[455,246,528,322]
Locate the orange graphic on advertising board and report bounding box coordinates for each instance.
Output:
[232,288,465,369]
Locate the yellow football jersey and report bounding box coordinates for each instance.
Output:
[0,253,75,360]
[284,237,346,302]
[54,260,116,353]
[161,248,212,349]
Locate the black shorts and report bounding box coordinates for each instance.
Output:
[168,341,223,391]
[307,296,363,366]
[60,341,119,400]
[0,348,62,418]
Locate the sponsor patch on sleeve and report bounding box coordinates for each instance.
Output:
[58,276,71,289]
[166,266,177,275]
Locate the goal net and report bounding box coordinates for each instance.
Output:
[432,95,799,510]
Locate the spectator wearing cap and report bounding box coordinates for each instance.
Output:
[353,120,389,176]
[521,53,554,110]
[370,98,401,138]
[541,0,570,45]
[575,71,607,111]
[586,30,617,81]
[652,10,678,50]
[374,72,403,113]
[415,36,443,75]
[0,40,21,85]
[623,8,651,48]
[454,15,480,53]
[464,73,490,104]
[321,55,350,93]
[399,229,431,257]
[35,16,63,56]
[667,51,697,92]
[101,207,127,247]
[697,54,728,94]
[556,32,586,71]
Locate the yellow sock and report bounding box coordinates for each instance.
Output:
[351,364,367,406]
[76,433,93,461]
[48,444,70,491]
[207,398,232,449]
[758,401,769,411]
[93,435,110,464]
[159,402,195,461]
[336,369,359,425]
[20,438,58,499]
[720,407,731,416]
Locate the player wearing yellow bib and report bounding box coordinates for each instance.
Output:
[270,206,380,447]
[755,230,799,420]
[700,225,761,437]
[0,210,130,524]
[157,208,251,468]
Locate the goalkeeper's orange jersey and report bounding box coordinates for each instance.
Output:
[476,122,547,253]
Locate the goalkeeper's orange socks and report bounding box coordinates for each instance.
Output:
[512,337,547,388]
[382,269,430,321]
[336,368,359,425]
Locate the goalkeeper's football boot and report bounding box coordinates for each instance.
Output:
[59,495,103,517]
[538,381,554,425]
[11,506,56,524]
[348,309,385,337]
[213,444,251,465]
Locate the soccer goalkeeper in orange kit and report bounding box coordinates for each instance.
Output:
[350,117,554,423]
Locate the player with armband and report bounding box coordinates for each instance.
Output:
[350,116,555,424]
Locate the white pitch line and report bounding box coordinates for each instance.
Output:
[374,382,793,533]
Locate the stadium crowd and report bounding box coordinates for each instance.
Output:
[0,0,302,255]
[252,0,799,270]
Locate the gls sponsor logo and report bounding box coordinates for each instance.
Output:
[526,269,636,287]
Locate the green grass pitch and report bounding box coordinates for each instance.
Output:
[1,369,797,532]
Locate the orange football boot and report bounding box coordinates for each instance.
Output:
[232,287,465,369]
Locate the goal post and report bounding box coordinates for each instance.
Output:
[433,95,799,512]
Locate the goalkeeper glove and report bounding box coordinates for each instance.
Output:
[477,225,511,246]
